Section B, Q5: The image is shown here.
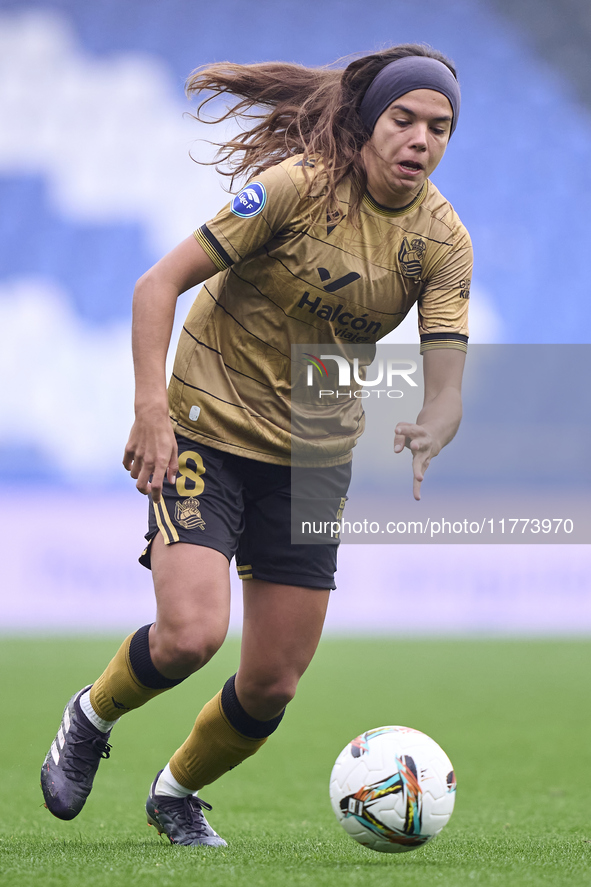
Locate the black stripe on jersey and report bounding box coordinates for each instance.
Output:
[221,267,346,335]
[175,409,364,457]
[170,374,266,416]
[420,332,468,353]
[180,326,281,393]
[306,220,453,254]
[173,421,279,457]
[174,398,349,457]
[261,244,409,319]
[196,225,234,269]
[282,167,325,202]
[202,282,291,359]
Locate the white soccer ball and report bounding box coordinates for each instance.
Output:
[329,725,456,853]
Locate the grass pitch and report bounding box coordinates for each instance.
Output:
[1,637,590,886]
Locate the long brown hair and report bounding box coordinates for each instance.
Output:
[186,44,457,222]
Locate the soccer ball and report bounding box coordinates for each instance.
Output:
[329,725,456,853]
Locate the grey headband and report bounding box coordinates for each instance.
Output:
[359,56,460,137]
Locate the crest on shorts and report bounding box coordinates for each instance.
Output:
[398,237,426,280]
[175,498,206,531]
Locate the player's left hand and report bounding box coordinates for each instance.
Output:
[394,423,441,501]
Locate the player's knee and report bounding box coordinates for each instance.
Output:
[265,683,296,712]
[152,629,224,676]
[241,674,298,713]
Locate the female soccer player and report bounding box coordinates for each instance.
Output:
[41,43,470,846]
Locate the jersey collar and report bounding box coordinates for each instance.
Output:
[362,182,427,217]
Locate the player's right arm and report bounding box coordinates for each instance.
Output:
[123,236,218,502]
[126,161,305,499]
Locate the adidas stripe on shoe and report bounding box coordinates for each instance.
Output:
[40,685,112,821]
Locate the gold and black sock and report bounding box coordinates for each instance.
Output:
[90,624,185,721]
[169,674,284,791]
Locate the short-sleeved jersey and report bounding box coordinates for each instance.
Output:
[168,155,472,466]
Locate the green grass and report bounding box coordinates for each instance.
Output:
[1,637,590,886]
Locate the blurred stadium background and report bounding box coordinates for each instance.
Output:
[1,0,590,634]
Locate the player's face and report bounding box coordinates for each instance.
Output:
[361,89,453,207]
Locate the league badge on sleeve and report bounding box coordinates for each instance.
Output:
[231,182,267,218]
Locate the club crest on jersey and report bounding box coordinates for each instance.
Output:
[175,498,206,531]
[231,182,267,218]
[398,237,426,280]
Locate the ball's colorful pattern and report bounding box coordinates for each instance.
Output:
[330,726,456,853]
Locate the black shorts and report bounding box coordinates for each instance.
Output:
[139,435,351,590]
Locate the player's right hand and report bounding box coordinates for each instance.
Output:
[122,411,178,503]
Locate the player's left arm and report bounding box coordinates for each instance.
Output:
[394,348,465,501]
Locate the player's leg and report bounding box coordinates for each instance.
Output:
[159,456,349,794]
[236,579,329,717]
[144,453,349,846]
[147,579,327,843]
[41,438,242,823]
[165,579,329,795]
[89,439,240,723]
[137,537,233,847]
[41,535,232,822]
[91,534,231,718]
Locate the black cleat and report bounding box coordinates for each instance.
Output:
[146,771,227,847]
[40,686,112,821]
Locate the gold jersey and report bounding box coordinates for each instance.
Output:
[168,155,472,466]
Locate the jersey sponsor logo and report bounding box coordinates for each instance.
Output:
[296,266,380,342]
[175,497,206,531]
[459,277,471,299]
[298,292,382,342]
[398,237,426,280]
[317,267,360,292]
[231,182,267,218]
